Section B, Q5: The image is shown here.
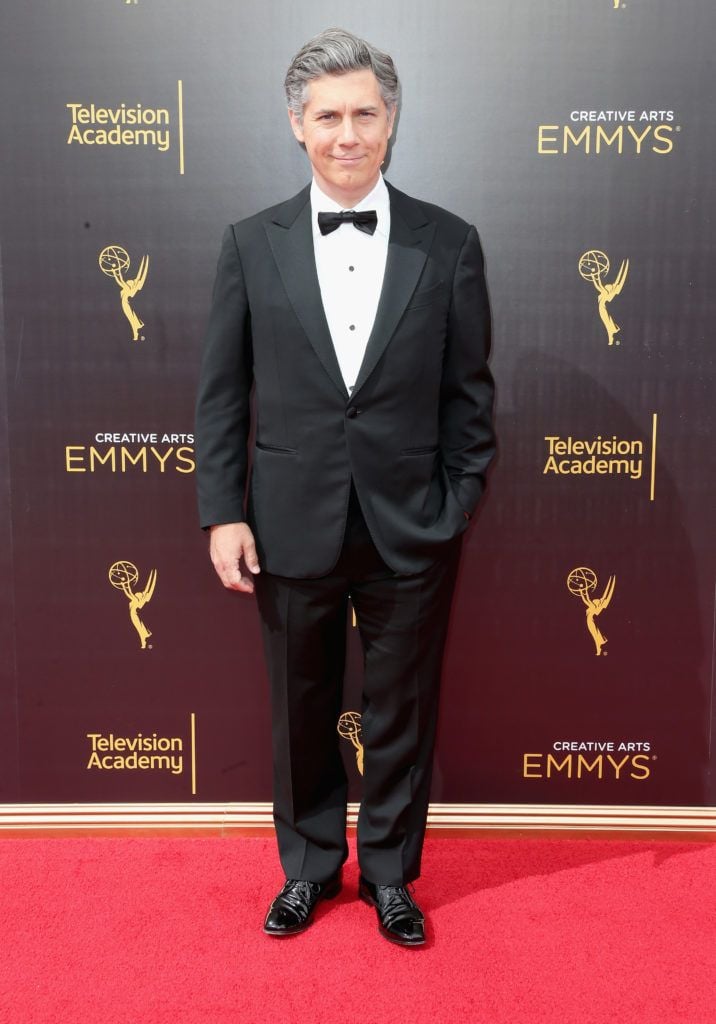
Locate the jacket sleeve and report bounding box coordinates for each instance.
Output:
[194,224,254,530]
[439,224,496,516]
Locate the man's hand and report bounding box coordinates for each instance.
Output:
[209,522,261,594]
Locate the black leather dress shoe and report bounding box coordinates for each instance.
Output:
[263,873,342,936]
[358,876,426,946]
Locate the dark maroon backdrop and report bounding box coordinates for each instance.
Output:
[0,0,713,808]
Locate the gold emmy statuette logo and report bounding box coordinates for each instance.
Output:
[99,245,149,341]
[567,567,616,657]
[578,249,629,346]
[338,711,364,775]
[109,560,157,649]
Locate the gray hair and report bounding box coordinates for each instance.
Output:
[284,28,400,122]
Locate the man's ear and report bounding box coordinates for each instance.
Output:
[386,106,396,140]
[288,108,305,144]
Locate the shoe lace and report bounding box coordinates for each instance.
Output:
[276,879,321,920]
[379,884,423,927]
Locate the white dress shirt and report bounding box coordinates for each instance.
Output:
[310,174,390,393]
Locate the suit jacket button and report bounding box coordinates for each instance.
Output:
[346,407,359,419]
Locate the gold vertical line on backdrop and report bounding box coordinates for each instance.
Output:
[190,713,197,795]
[650,413,658,501]
[177,80,185,175]
[708,583,716,760]
[707,582,716,761]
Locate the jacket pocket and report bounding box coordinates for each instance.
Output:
[401,445,439,456]
[255,442,298,454]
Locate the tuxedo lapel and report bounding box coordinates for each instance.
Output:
[265,187,348,399]
[351,184,436,398]
[264,183,436,403]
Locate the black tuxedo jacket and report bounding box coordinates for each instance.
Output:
[195,181,495,577]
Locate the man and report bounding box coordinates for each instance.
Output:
[195,28,494,946]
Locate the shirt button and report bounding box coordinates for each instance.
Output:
[348,266,355,272]
[349,324,355,331]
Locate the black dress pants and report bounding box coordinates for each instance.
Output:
[254,484,461,886]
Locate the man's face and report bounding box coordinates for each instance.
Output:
[289,69,395,206]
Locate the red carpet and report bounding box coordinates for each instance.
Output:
[0,836,713,1023]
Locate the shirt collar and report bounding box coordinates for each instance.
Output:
[311,174,390,238]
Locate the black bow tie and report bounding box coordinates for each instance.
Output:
[317,210,378,236]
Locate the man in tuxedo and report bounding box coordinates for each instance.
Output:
[195,28,495,946]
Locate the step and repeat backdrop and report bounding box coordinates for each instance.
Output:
[0,0,713,808]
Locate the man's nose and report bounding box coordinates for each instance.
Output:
[337,115,358,145]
